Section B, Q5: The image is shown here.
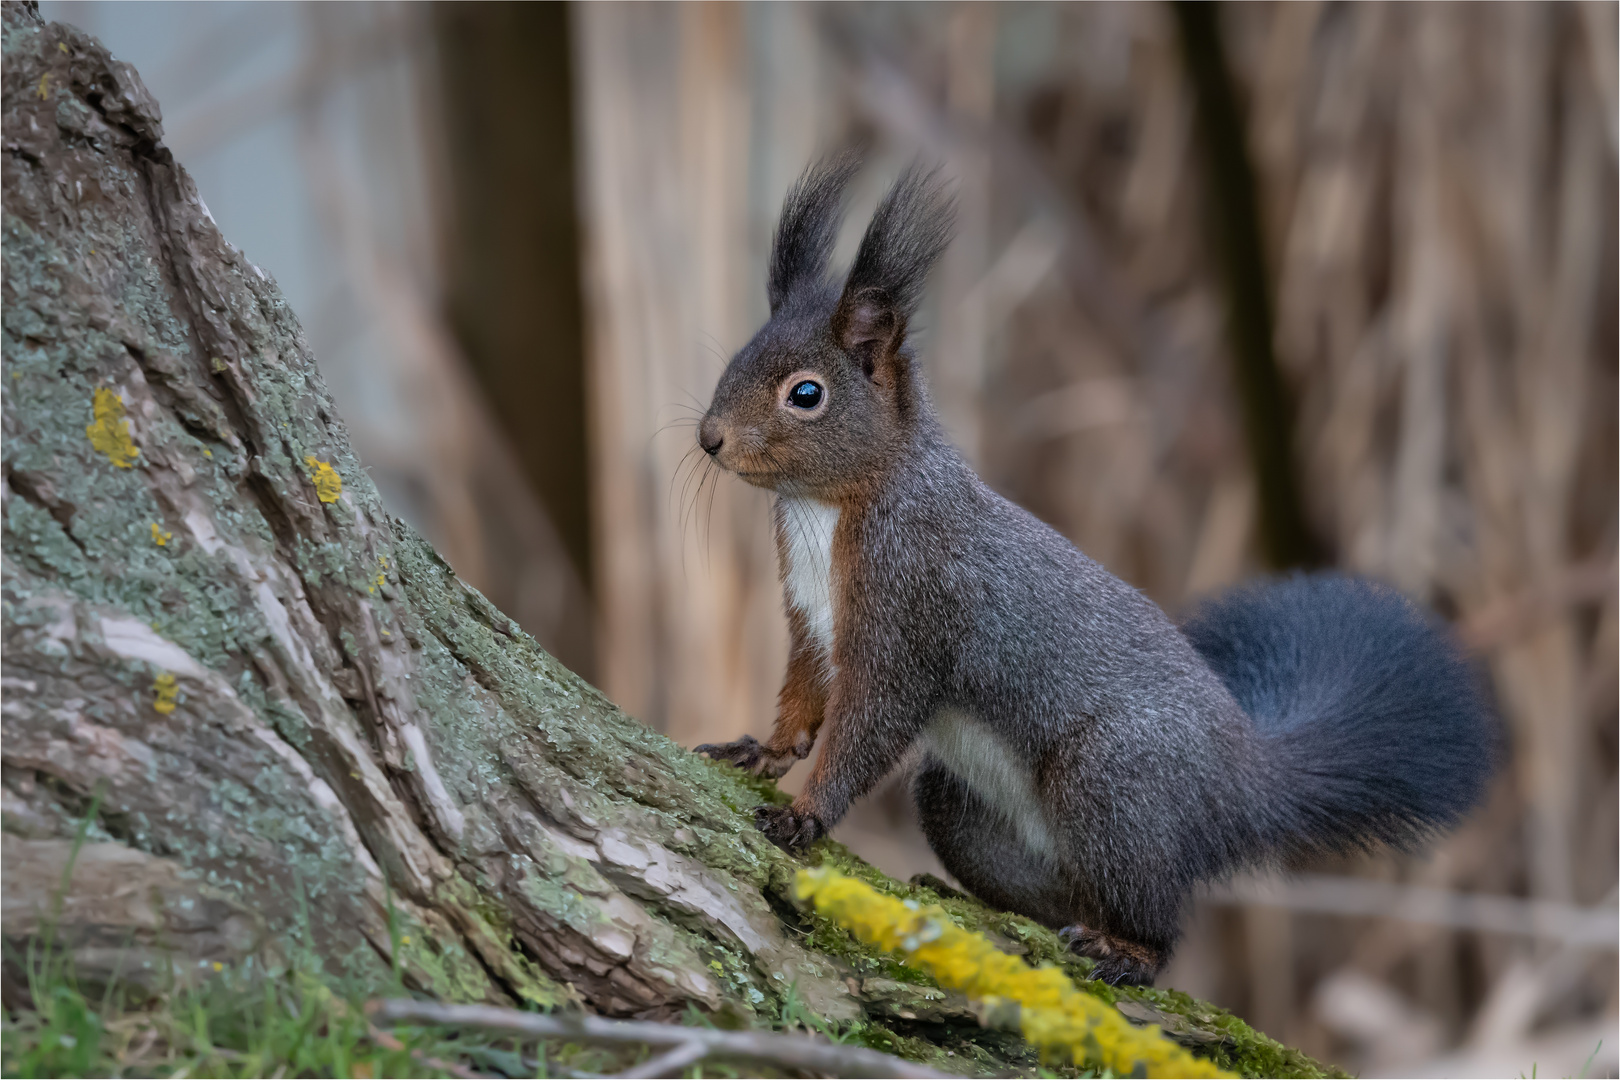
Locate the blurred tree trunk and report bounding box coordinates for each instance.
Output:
[430,0,594,678]
[429,1,589,586]
[1170,1,1321,571]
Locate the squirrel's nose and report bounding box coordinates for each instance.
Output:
[698,418,724,456]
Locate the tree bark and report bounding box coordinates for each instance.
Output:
[0,6,1333,1075]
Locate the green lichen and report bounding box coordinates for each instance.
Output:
[385,905,502,1007]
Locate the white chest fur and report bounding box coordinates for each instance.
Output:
[778,496,840,657]
[921,709,1058,861]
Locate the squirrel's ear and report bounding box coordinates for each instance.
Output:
[832,165,955,381]
[768,152,862,314]
[832,287,901,380]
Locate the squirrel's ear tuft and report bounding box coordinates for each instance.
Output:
[832,165,955,375]
[768,152,862,314]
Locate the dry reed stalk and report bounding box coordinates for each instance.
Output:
[576,2,794,749]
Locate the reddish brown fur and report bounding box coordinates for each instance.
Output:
[701,497,869,788]
[790,500,872,826]
[765,605,829,772]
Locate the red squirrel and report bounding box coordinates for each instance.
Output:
[695,156,1498,985]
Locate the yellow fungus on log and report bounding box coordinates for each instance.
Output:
[303,456,342,503]
[152,672,179,715]
[36,73,48,99]
[86,387,139,467]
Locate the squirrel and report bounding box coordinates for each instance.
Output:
[694,155,1499,985]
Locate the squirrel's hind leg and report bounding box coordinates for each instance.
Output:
[914,758,1178,986]
[911,761,1079,929]
[1035,737,1184,986]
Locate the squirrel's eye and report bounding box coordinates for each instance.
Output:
[787,380,824,410]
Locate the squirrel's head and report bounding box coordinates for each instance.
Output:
[699,156,955,501]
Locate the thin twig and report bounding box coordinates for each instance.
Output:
[367,1022,487,1080]
[1209,874,1618,948]
[367,999,960,1079]
[610,1040,709,1078]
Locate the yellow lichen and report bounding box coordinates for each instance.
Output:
[304,456,342,503]
[794,868,1234,1079]
[36,73,48,99]
[151,522,173,546]
[152,673,179,715]
[87,387,139,468]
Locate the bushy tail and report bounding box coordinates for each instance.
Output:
[1182,574,1501,857]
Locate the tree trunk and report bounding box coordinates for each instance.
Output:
[0,6,1331,1074]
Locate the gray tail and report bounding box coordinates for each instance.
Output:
[1182,573,1501,856]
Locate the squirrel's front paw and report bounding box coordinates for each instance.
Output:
[694,734,798,779]
[753,804,826,851]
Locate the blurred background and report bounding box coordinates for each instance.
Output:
[40,2,1617,1075]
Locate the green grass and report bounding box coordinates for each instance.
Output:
[3,965,462,1078]
[2,956,772,1079]
[1,789,487,1079]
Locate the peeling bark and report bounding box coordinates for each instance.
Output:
[0,6,1337,1075]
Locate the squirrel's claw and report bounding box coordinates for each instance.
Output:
[1060,924,1162,987]
[694,733,761,762]
[753,804,826,851]
[695,734,798,778]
